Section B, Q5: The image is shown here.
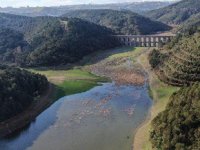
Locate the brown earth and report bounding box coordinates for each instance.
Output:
[84,48,147,86]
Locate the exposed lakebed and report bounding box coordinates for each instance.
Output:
[0,47,152,150]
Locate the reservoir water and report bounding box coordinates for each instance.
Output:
[0,82,152,150]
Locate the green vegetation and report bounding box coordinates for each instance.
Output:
[58,80,99,96]
[149,32,200,86]
[0,13,119,66]
[63,9,171,35]
[149,49,167,69]
[0,28,29,64]
[146,0,200,25]
[148,24,200,150]
[179,16,200,34]
[30,69,107,98]
[150,83,200,150]
[0,65,48,122]
[108,47,143,59]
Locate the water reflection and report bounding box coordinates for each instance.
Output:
[0,83,152,150]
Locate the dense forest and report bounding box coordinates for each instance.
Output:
[27,18,119,66]
[150,83,200,150]
[0,28,30,64]
[0,65,48,122]
[149,29,200,86]
[63,9,171,35]
[0,13,119,66]
[149,23,200,149]
[146,0,200,25]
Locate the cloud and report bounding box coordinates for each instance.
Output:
[0,0,174,7]
[0,0,71,7]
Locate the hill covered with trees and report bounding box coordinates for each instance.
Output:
[0,13,119,66]
[149,30,200,86]
[178,13,200,32]
[0,28,30,64]
[149,25,200,149]
[0,65,48,122]
[150,83,200,150]
[146,0,200,25]
[63,9,171,35]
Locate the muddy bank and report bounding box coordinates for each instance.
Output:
[24,47,152,150]
[0,47,152,150]
[133,49,178,150]
[84,48,147,85]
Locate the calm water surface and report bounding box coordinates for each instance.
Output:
[0,82,152,150]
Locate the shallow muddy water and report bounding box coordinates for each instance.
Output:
[0,82,152,150]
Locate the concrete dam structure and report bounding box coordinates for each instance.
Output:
[115,35,175,47]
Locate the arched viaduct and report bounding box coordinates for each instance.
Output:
[115,35,175,47]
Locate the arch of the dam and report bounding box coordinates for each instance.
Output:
[115,35,174,47]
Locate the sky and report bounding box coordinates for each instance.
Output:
[0,0,176,8]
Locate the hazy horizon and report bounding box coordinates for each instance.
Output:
[0,0,177,8]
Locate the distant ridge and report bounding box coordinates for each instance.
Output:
[146,0,200,25]
[0,1,174,17]
[63,9,171,35]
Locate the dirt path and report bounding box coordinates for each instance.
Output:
[0,84,55,138]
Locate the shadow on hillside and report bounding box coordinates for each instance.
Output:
[79,46,135,66]
[30,46,135,71]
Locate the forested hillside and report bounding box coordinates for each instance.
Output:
[0,65,48,122]
[149,29,200,86]
[27,18,119,66]
[179,13,200,32]
[63,9,171,35]
[149,25,200,149]
[0,13,119,66]
[150,83,200,150]
[146,0,200,25]
[0,28,30,64]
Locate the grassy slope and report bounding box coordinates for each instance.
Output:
[30,69,107,99]
[134,49,179,150]
[108,47,144,60]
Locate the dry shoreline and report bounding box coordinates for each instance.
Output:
[133,49,178,150]
[0,84,55,138]
[84,47,147,86]
[0,67,106,138]
[0,47,153,149]
[85,47,155,150]
[132,107,152,149]
[132,48,153,150]
[133,48,162,150]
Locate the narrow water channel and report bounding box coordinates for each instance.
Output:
[0,82,152,150]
